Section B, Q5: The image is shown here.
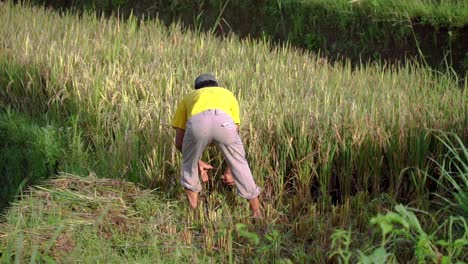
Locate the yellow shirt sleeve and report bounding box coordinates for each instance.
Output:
[171,99,187,130]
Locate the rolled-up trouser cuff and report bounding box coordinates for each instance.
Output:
[238,186,261,200]
[180,177,202,193]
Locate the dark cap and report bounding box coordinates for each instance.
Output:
[194,73,218,89]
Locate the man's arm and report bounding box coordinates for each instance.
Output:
[175,128,185,152]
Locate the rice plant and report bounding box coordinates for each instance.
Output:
[0,1,467,261]
[330,133,468,263]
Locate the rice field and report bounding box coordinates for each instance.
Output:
[0,1,467,262]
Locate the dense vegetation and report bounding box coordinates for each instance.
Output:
[24,0,468,74]
[0,1,467,262]
[0,111,61,210]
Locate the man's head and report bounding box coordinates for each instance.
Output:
[194,73,218,89]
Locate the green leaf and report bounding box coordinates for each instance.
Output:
[436,239,449,246]
[453,238,468,248]
[440,256,452,264]
[235,223,260,245]
[357,247,390,264]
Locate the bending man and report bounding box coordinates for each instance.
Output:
[171,73,262,218]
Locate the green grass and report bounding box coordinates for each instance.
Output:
[1,138,466,262]
[0,173,393,262]
[300,0,468,26]
[0,1,467,261]
[0,110,61,211]
[27,0,468,27]
[330,133,468,263]
[1,175,205,263]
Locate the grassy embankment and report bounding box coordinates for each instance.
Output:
[28,0,468,27]
[0,1,467,262]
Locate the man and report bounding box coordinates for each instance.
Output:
[171,73,262,218]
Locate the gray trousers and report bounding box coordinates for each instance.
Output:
[181,109,261,200]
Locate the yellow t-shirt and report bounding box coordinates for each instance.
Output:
[171,87,240,130]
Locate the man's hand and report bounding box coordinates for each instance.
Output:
[198,160,213,182]
[222,166,235,186]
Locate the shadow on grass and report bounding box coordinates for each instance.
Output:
[0,109,61,214]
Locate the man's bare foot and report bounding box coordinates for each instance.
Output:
[185,188,199,209]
